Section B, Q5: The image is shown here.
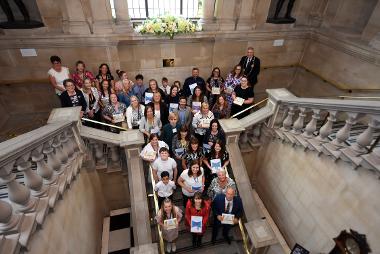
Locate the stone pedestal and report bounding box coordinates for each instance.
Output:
[216,0,236,31]
[236,0,256,30]
[60,0,91,34]
[88,0,114,34]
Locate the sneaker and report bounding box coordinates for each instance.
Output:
[166,242,171,253]
[171,243,176,252]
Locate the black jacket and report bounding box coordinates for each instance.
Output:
[238,56,260,86]
[60,89,87,112]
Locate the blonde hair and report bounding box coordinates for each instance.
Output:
[168,112,178,120]
[201,102,209,109]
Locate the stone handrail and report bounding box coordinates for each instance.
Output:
[0,107,85,254]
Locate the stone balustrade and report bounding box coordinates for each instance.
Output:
[0,120,84,254]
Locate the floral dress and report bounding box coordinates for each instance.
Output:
[224,73,242,106]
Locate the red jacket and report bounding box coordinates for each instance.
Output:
[185,199,211,234]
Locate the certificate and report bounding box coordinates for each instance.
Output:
[191,216,203,233]
[112,113,125,123]
[145,92,153,104]
[175,148,185,157]
[221,213,235,225]
[189,83,198,95]
[164,218,177,230]
[203,143,211,154]
[200,118,211,128]
[192,101,201,113]
[233,97,245,106]
[226,87,234,94]
[191,185,202,191]
[212,87,220,95]
[150,127,159,134]
[169,103,179,112]
[210,159,222,173]
[144,151,156,161]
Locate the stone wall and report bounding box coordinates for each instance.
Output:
[254,138,380,253]
[26,168,108,254]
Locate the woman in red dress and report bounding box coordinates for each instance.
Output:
[185,191,211,247]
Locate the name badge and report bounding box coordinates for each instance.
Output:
[172,128,177,133]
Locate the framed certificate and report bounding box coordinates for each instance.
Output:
[201,118,211,128]
[192,101,201,113]
[203,143,211,154]
[191,216,203,233]
[113,113,125,123]
[144,151,156,161]
[211,87,220,95]
[164,218,177,230]
[210,159,222,173]
[233,97,245,106]
[189,83,198,95]
[169,103,179,112]
[175,148,185,157]
[221,213,234,225]
[145,92,153,104]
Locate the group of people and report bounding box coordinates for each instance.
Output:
[50,47,260,253]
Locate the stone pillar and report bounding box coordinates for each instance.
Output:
[60,0,91,34]
[308,0,329,28]
[113,0,133,33]
[215,0,237,31]
[120,130,152,247]
[88,0,114,34]
[199,0,218,31]
[362,1,380,43]
[236,0,257,30]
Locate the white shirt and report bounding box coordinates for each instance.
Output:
[154,180,176,197]
[140,141,169,161]
[48,67,70,95]
[224,197,233,213]
[152,157,177,180]
[180,167,204,197]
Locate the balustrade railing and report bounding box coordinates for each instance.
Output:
[0,120,85,253]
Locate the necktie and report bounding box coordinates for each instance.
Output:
[225,201,230,213]
[246,58,251,68]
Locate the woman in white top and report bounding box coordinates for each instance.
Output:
[48,55,70,96]
[140,133,169,163]
[177,159,205,208]
[126,95,145,129]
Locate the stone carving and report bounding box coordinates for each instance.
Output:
[0,0,43,29]
[267,0,296,24]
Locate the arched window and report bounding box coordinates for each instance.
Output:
[110,0,202,20]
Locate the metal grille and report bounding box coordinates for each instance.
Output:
[126,0,201,19]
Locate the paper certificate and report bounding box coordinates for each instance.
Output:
[221,213,235,225]
[191,184,202,191]
[203,143,211,154]
[189,83,198,95]
[144,151,156,161]
[164,218,177,230]
[191,216,203,233]
[212,87,220,95]
[175,148,185,157]
[210,159,222,173]
[200,119,211,128]
[169,103,179,112]
[112,113,125,123]
[192,101,201,113]
[145,92,153,104]
[150,127,159,134]
[233,97,245,106]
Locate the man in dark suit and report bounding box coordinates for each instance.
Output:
[238,47,260,86]
[182,67,206,97]
[211,187,243,244]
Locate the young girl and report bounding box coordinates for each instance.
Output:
[155,198,182,253]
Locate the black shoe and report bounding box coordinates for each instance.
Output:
[197,237,202,247]
[225,237,231,245]
[211,239,216,245]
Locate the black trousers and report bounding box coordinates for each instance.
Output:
[211,216,232,242]
[157,195,173,209]
[192,233,203,246]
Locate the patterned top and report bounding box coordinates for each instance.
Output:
[183,149,204,168]
[207,177,236,200]
[102,102,127,119]
[211,103,230,119]
[72,70,95,88]
[224,73,242,105]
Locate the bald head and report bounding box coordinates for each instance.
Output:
[226,187,235,201]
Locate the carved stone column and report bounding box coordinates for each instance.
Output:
[215,0,236,31]
[281,106,295,131]
[307,110,337,154]
[236,0,256,30]
[199,0,218,31]
[362,0,380,42]
[60,0,91,34]
[88,0,114,34]
[292,107,306,135]
[113,0,133,33]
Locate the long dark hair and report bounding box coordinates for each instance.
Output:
[231,64,243,78]
[98,63,112,76]
[188,160,202,177]
[191,86,205,102]
[210,67,221,78]
[99,80,112,97]
[144,105,155,118]
[208,119,222,132]
[190,192,205,208]
[177,125,190,141]
[210,139,226,158]
[187,137,200,153]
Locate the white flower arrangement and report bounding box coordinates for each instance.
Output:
[135,15,202,39]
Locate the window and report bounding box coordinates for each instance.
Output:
[111,0,202,20]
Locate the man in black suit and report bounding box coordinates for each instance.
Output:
[182,67,206,97]
[238,47,260,86]
[211,187,243,244]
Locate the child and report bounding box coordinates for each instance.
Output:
[159,77,171,95]
[161,112,181,156]
[152,147,178,183]
[154,171,176,208]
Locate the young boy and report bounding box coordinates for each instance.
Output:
[152,147,178,183]
[154,171,176,208]
[161,112,181,156]
[159,77,171,95]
